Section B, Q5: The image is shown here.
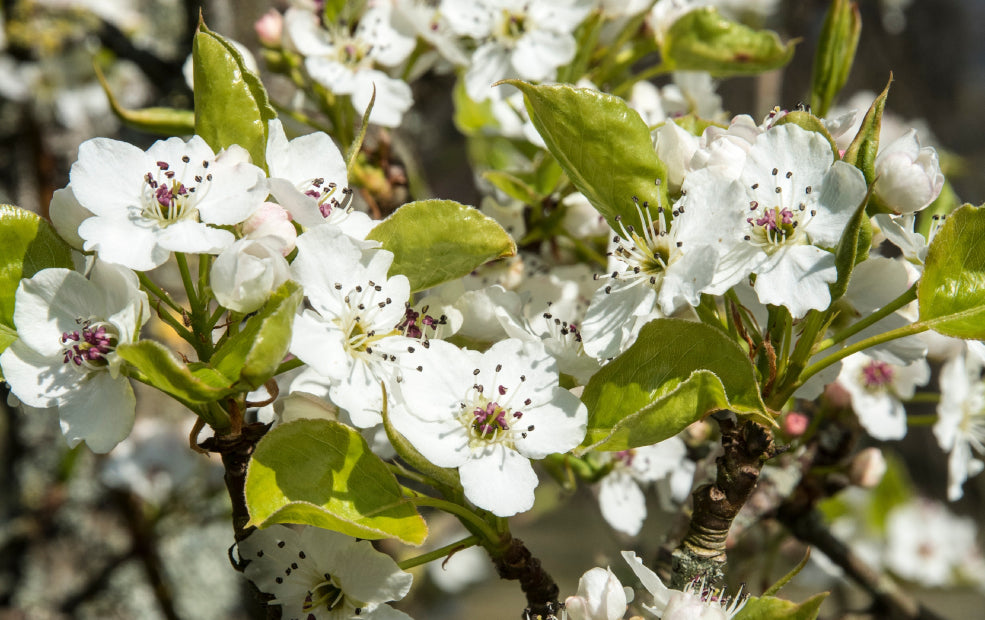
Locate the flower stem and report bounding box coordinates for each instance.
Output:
[815,284,918,354]
[137,272,182,313]
[397,535,480,571]
[406,495,502,544]
[175,252,198,308]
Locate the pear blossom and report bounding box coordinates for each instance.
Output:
[873,129,944,214]
[884,499,979,587]
[442,0,594,102]
[933,348,985,501]
[837,352,930,441]
[596,438,688,536]
[581,198,719,360]
[0,261,149,453]
[389,338,588,516]
[564,566,633,620]
[241,201,297,256]
[210,238,291,314]
[622,551,747,619]
[288,225,414,428]
[265,118,373,237]
[239,524,414,620]
[69,135,267,270]
[284,6,415,127]
[677,123,867,317]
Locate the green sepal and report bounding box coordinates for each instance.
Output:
[116,339,234,406]
[245,418,429,546]
[211,280,303,390]
[917,203,985,338]
[661,7,796,77]
[95,64,194,136]
[0,205,74,359]
[505,80,669,233]
[775,111,839,160]
[843,75,892,185]
[828,185,874,302]
[577,319,772,454]
[367,199,516,292]
[193,19,276,170]
[810,0,861,118]
[734,593,828,620]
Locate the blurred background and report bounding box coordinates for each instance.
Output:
[1,1,984,618]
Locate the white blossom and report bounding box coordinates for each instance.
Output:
[934,348,985,501]
[597,439,688,536]
[239,524,414,619]
[837,352,930,441]
[0,261,149,453]
[622,551,747,619]
[69,135,267,270]
[873,129,944,214]
[210,238,291,314]
[564,566,633,620]
[389,338,587,516]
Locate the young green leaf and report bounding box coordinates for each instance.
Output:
[577,319,772,454]
[775,111,840,160]
[367,199,516,292]
[734,593,828,620]
[211,280,303,389]
[661,7,796,76]
[245,418,429,545]
[0,205,73,335]
[482,171,540,205]
[116,340,234,405]
[193,20,276,170]
[810,0,861,118]
[94,64,194,136]
[504,80,668,232]
[828,186,873,302]
[917,203,985,338]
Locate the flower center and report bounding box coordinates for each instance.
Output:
[304,574,364,615]
[494,8,529,45]
[140,157,210,227]
[398,304,448,340]
[302,176,354,219]
[599,194,682,293]
[457,364,533,449]
[332,279,400,362]
[743,168,814,251]
[61,319,118,370]
[860,359,895,391]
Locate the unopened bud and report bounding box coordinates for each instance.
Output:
[850,447,887,488]
[254,9,283,47]
[783,411,809,437]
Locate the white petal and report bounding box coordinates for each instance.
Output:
[513,387,587,458]
[0,341,76,406]
[753,244,836,318]
[352,70,413,128]
[464,43,512,102]
[512,29,573,82]
[69,138,151,216]
[581,279,658,360]
[58,371,135,453]
[807,160,867,248]
[49,187,92,250]
[79,214,170,271]
[460,445,537,516]
[155,221,235,255]
[598,472,647,536]
[321,533,412,604]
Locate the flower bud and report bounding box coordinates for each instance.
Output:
[211,238,290,313]
[783,411,810,437]
[254,9,283,47]
[242,202,296,256]
[874,129,944,214]
[850,447,887,488]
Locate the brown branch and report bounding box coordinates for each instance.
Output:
[670,416,776,588]
[199,422,270,543]
[492,537,561,619]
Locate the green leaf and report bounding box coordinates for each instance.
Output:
[843,76,892,185]
[505,80,668,232]
[193,20,276,170]
[775,111,839,160]
[810,0,861,118]
[578,319,772,453]
[367,199,516,292]
[245,418,428,545]
[95,64,194,136]
[116,340,233,405]
[662,7,796,77]
[211,280,302,389]
[917,204,985,338]
[482,171,540,205]
[734,593,828,620]
[828,187,873,302]
[0,205,74,332]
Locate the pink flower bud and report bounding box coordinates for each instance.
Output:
[850,447,887,488]
[254,9,283,47]
[783,411,809,437]
[243,202,296,255]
